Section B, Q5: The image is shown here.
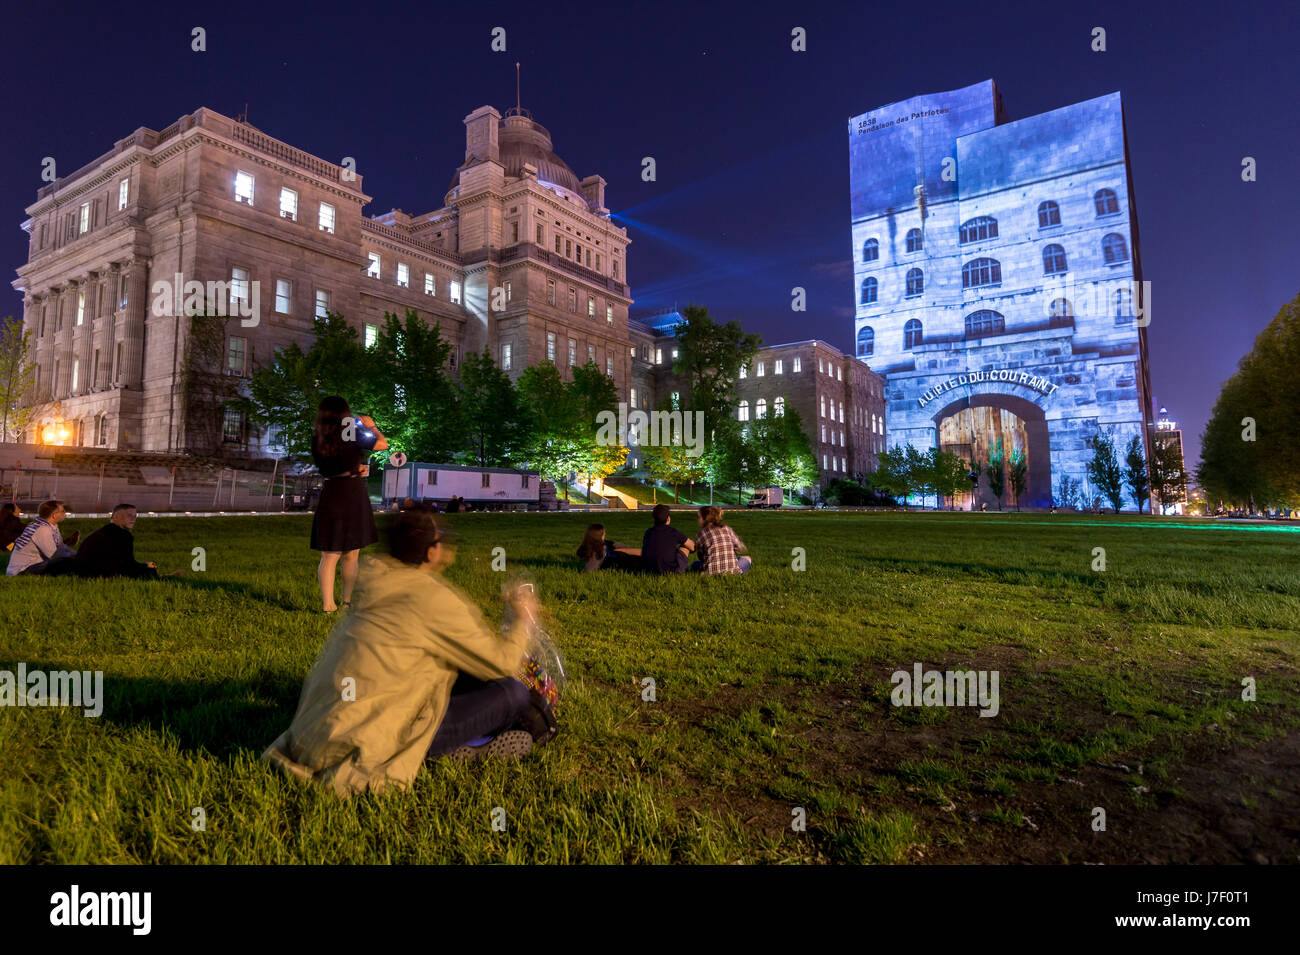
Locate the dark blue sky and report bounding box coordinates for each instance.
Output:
[4,0,1297,466]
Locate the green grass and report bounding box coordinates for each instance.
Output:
[1,511,1297,864]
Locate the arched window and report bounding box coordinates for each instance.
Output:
[1038,200,1061,228]
[905,228,923,253]
[738,400,750,422]
[862,238,878,262]
[1049,298,1074,324]
[1102,233,1129,264]
[860,276,877,304]
[856,326,874,357]
[959,216,998,244]
[961,257,1001,289]
[756,398,767,419]
[1094,188,1119,216]
[904,319,923,349]
[1042,244,1068,275]
[774,396,785,417]
[964,309,1005,338]
[905,268,924,296]
[1115,287,1133,323]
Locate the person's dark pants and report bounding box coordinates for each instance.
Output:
[427,673,531,756]
[22,557,75,576]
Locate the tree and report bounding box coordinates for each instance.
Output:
[1054,473,1082,510]
[967,458,983,506]
[455,348,522,468]
[905,444,933,507]
[1149,432,1188,515]
[179,311,250,455]
[672,304,762,434]
[871,446,912,504]
[1086,429,1125,512]
[569,361,624,497]
[986,440,1006,510]
[1007,448,1028,511]
[1123,435,1150,513]
[0,318,36,442]
[516,361,584,487]
[750,406,818,500]
[370,309,457,463]
[930,449,969,510]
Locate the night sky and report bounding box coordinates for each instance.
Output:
[4,0,1297,467]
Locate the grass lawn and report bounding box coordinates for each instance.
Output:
[1,510,1298,864]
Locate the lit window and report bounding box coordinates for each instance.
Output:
[222,408,243,443]
[1050,298,1074,323]
[862,238,878,262]
[860,277,877,304]
[279,188,298,221]
[606,356,613,376]
[396,263,409,288]
[756,362,765,377]
[79,203,89,234]
[839,404,844,423]
[505,281,512,302]
[365,324,378,348]
[76,291,85,325]
[425,273,435,295]
[965,310,1005,338]
[823,454,828,469]
[588,344,596,363]
[275,279,291,314]
[756,398,767,419]
[906,228,923,253]
[774,359,783,375]
[71,358,79,391]
[450,281,462,304]
[1038,200,1061,228]
[546,332,556,361]
[959,216,998,244]
[1095,188,1120,216]
[118,179,129,210]
[502,343,513,370]
[655,348,663,364]
[568,339,576,365]
[774,396,785,417]
[857,326,874,357]
[231,267,250,306]
[234,171,255,205]
[905,268,924,296]
[367,253,381,278]
[1102,234,1129,264]
[793,356,801,373]
[904,319,923,349]
[821,425,827,442]
[315,289,330,318]
[739,364,747,379]
[227,336,247,375]
[319,202,336,233]
[631,387,638,407]
[1042,244,1068,275]
[606,304,613,324]
[672,348,679,360]
[820,396,826,417]
[738,400,750,422]
[961,258,1001,289]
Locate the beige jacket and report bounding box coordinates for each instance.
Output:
[263,554,529,796]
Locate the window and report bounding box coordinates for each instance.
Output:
[555,235,562,253]
[906,228,923,253]
[575,243,582,262]
[1050,298,1074,323]
[536,224,544,244]
[1102,233,1129,264]
[279,188,298,221]
[596,254,601,271]
[118,179,129,210]
[365,324,378,348]
[424,273,435,295]
[275,279,291,314]
[630,387,638,407]
[756,398,767,419]
[1115,288,1134,323]
[739,364,747,379]
[450,281,462,304]
[586,250,592,268]
[856,326,874,357]
[481,472,491,488]
[1095,188,1120,216]
[522,473,530,489]
[774,359,783,375]
[1038,200,1061,228]
[823,454,828,470]
[755,361,765,377]
[1042,244,1068,275]
[568,288,577,312]
[860,277,878,305]
[588,344,596,363]
[820,396,826,417]
[71,358,79,391]
[961,257,1001,289]
[565,240,572,258]
[76,291,85,325]
[774,396,785,417]
[511,222,519,243]
[606,304,613,325]
[505,281,512,302]
[670,391,680,410]
[546,332,556,361]
[821,425,827,442]
[655,348,663,365]
[588,296,595,318]
[502,343,513,370]
[862,238,878,262]
[231,267,250,307]
[79,202,90,234]
[315,289,330,318]
[837,366,842,381]
[606,356,613,376]
[959,216,998,244]
[568,339,576,366]
[613,260,620,279]
[396,263,409,287]
[793,357,801,373]
[222,408,244,443]
[547,280,556,305]
[234,171,255,205]
[738,400,750,422]
[905,268,924,296]
[904,319,923,349]
[318,202,336,233]
[227,336,247,375]
[367,252,381,278]
[964,309,1005,338]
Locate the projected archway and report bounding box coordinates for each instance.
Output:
[931,394,1051,509]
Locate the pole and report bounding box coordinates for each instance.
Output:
[96,462,105,511]
[266,457,279,512]
[168,466,176,509]
[230,468,237,507]
[212,469,222,509]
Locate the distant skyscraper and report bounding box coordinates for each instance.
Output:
[847,80,1153,509]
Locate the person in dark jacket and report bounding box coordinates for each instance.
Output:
[0,503,25,551]
[71,504,159,579]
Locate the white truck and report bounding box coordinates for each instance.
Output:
[382,462,541,510]
[746,487,783,508]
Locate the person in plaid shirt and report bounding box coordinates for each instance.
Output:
[692,506,752,575]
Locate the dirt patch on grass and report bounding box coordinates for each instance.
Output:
[637,652,1300,864]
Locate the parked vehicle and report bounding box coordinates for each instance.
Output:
[282,473,322,511]
[746,487,783,508]
[382,462,541,511]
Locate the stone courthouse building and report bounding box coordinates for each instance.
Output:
[848,81,1154,508]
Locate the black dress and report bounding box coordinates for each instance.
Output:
[310,442,378,552]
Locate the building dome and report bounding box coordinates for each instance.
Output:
[448,109,583,195]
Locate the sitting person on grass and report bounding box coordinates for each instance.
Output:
[640,504,694,575]
[70,503,169,579]
[691,505,752,575]
[576,523,641,572]
[5,500,79,576]
[263,505,547,797]
[0,503,25,551]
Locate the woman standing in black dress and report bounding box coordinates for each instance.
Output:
[311,395,387,612]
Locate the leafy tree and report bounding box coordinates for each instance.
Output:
[1123,435,1150,513]
[986,439,1006,510]
[1086,429,1124,512]
[516,361,584,486]
[0,318,36,442]
[1149,432,1188,514]
[871,446,912,504]
[369,309,457,462]
[930,449,969,510]
[750,406,818,499]
[455,348,522,468]
[1007,448,1028,511]
[672,304,762,434]
[967,458,983,505]
[1054,473,1082,510]
[905,445,933,507]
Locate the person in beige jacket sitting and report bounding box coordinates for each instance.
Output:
[264,506,539,796]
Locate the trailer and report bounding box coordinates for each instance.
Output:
[745,487,784,508]
[382,462,541,510]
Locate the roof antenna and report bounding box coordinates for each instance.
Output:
[236,102,249,124]
[515,62,521,114]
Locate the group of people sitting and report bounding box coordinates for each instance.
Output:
[1,500,171,579]
[577,504,753,576]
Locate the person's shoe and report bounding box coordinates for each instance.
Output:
[448,730,533,763]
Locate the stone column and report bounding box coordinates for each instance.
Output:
[74,278,94,393]
[121,262,147,389]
